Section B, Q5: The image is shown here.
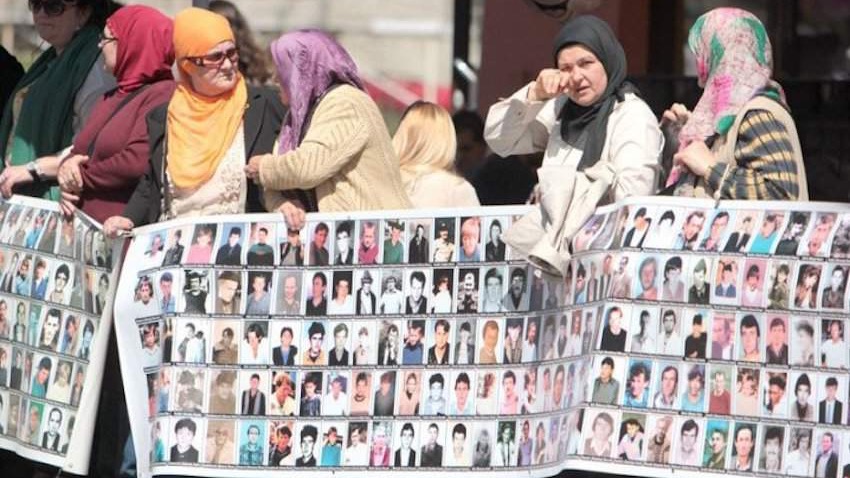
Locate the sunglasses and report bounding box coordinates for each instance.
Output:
[28,0,73,17]
[183,47,239,68]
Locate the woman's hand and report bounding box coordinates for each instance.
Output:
[245,154,266,181]
[57,154,88,194]
[528,68,568,102]
[277,199,306,230]
[0,165,33,198]
[103,216,134,239]
[661,103,691,128]
[673,140,716,178]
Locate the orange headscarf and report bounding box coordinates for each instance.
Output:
[167,7,248,190]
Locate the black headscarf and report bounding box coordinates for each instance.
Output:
[553,15,637,171]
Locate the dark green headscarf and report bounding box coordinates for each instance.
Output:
[0,25,101,200]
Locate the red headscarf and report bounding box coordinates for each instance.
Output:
[106,5,175,94]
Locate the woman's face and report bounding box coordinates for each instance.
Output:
[99,25,118,73]
[804,272,817,289]
[32,0,90,52]
[187,41,240,97]
[557,44,608,107]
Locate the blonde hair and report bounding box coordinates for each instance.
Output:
[392,101,458,188]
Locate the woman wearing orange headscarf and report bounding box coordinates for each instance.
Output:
[104,7,283,236]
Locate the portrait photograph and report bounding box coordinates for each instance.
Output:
[775,211,810,256]
[375,319,400,366]
[758,426,786,473]
[180,269,210,315]
[304,271,329,317]
[748,211,785,254]
[240,321,269,365]
[723,209,757,252]
[204,419,236,465]
[572,213,605,253]
[589,210,622,251]
[709,313,735,360]
[615,412,646,462]
[475,371,498,415]
[734,368,760,417]
[642,208,679,249]
[706,364,733,415]
[138,321,162,369]
[245,222,277,266]
[820,319,848,368]
[620,206,655,249]
[207,370,237,415]
[455,268,479,314]
[371,421,395,467]
[349,371,373,417]
[728,422,757,472]
[740,258,767,308]
[404,268,431,315]
[761,370,788,418]
[480,266,507,312]
[445,421,472,467]
[829,213,850,259]
[184,223,218,265]
[239,370,270,417]
[608,253,634,300]
[736,313,762,362]
[631,255,659,301]
[277,226,305,267]
[352,322,376,366]
[430,268,454,314]
[671,417,704,467]
[432,218,457,263]
[169,417,202,463]
[323,372,349,417]
[210,319,239,366]
[821,264,848,310]
[160,225,190,267]
[453,319,476,365]
[243,272,272,316]
[497,369,522,415]
[458,216,482,263]
[683,309,708,359]
[378,269,403,315]
[472,422,496,467]
[397,370,422,416]
[373,371,396,417]
[236,420,266,466]
[598,304,629,353]
[213,270,243,315]
[333,220,355,266]
[172,368,205,414]
[141,231,166,270]
[657,308,682,356]
[698,210,732,252]
[275,271,302,316]
[392,421,420,467]
[765,315,789,365]
[269,370,297,416]
[353,269,381,316]
[793,263,822,310]
[328,270,355,316]
[301,320,328,366]
[790,317,817,367]
[421,371,447,416]
[343,421,370,466]
[818,374,845,425]
[419,421,447,467]
[319,421,346,467]
[582,408,619,458]
[812,430,840,478]
[702,419,730,469]
[382,219,406,265]
[307,221,332,267]
[644,414,673,464]
[591,355,624,406]
[356,220,380,266]
[173,318,209,364]
[622,359,652,409]
[426,319,452,365]
[679,364,705,413]
[788,372,816,423]
[800,212,836,257]
[407,219,431,265]
[784,427,812,476]
[711,257,740,306]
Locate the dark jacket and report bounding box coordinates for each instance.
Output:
[123,86,285,226]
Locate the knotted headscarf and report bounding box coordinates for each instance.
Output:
[270,29,365,154]
[166,7,247,190]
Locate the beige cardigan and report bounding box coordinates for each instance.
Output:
[259,85,411,212]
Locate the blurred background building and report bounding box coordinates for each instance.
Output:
[1,0,849,200]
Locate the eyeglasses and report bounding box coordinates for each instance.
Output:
[183,47,239,68]
[28,0,72,17]
[98,33,117,45]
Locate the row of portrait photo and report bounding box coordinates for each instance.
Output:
[0,203,114,268]
[595,302,850,369]
[151,414,571,469]
[139,313,576,369]
[590,354,850,423]
[134,214,518,273]
[0,344,88,409]
[569,250,850,313]
[579,407,850,476]
[150,358,587,420]
[0,297,98,359]
[0,391,77,456]
[128,262,562,321]
[575,203,850,261]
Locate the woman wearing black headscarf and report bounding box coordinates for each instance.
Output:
[484,15,662,276]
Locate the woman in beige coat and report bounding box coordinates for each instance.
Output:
[246,30,409,225]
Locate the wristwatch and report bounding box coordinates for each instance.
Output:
[26,161,44,182]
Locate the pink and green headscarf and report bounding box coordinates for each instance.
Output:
[679,7,785,148]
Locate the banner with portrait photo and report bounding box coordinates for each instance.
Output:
[0,196,122,475]
[115,206,586,478]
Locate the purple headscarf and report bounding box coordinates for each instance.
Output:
[270,29,366,153]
